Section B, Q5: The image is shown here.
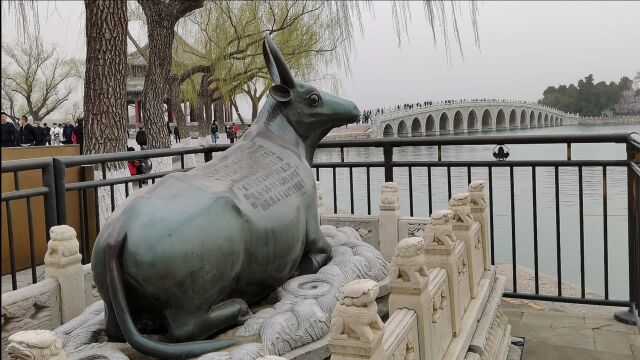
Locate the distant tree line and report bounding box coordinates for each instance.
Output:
[538,74,633,116]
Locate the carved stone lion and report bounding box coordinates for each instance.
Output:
[424,210,456,246]
[6,330,66,360]
[467,181,486,207]
[330,279,384,343]
[45,225,79,260]
[448,193,473,225]
[390,237,429,284]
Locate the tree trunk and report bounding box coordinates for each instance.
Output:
[84,0,130,225]
[169,74,196,167]
[141,15,173,151]
[213,100,224,132]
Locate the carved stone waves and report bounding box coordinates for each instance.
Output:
[6,330,66,360]
[51,225,389,359]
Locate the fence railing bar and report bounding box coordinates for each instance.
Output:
[603,166,609,299]
[579,165,585,298]
[532,167,540,294]
[489,167,495,266]
[555,166,562,297]
[5,201,17,290]
[510,166,517,293]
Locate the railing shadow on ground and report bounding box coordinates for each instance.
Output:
[1,132,638,327]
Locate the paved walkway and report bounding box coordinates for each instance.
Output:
[502,298,640,359]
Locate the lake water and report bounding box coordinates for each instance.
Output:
[313,124,638,300]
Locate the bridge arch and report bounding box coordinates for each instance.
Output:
[481,109,492,130]
[509,109,517,128]
[397,120,408,137]
[383,124,394,138]
[439,112,450,133]
[467,110,478,131]
[544,114,549,127]
[554,116,560,126]
[560,117,564,126]
[530,110,536,127]
[537,112,543,127]
[411,117,422,137]
[496,109,507,129]
[453,111,464,132]
[426,115,436,134]
[520,109,527,128]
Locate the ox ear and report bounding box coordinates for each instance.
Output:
[269,84,292,103]
[263,34,295,88]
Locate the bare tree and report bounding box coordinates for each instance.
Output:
[2,39,80,123]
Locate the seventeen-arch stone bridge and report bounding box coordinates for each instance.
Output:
[371,100,579,138]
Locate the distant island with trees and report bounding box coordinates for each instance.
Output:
[539,73,639,116]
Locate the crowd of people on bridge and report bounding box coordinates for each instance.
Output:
[1,112,84,152]
[359,98,535,124]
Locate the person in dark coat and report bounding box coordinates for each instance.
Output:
[17,116,37,146]
[73,119,84,153]
[1,112,17,147]
[62,121,74,144]
[135,125,147,149]
[173,125,180,143]
[34,122,47,146]
[43,123,51,145]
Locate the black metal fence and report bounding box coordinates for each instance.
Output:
[2,132,638,325]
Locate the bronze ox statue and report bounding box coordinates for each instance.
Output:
[91,35,360,358]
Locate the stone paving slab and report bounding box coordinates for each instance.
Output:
[502,298,640,360]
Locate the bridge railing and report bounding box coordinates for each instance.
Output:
[1,133,638,327]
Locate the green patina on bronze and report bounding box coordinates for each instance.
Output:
[90,35,360,359]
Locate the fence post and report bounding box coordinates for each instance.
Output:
[615,136,639,326]
[52,158,67,225]
[42,159,58,240]
[383,145,393,182]
[378,182,401,262]
[44,225,85,323]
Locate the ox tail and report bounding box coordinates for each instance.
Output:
[106,233,236,359]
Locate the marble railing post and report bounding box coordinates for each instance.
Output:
[329,280,386,360]
[468,181,491,270]
[378,182,401,261]
[449,193,484,299]
[44,225,85,323]
[423,210,470,337]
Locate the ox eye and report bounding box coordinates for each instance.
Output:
[309,93,320,105]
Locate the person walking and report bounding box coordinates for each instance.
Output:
[1,112,17,147]
[232,123,238,139]
[62,121,74,145]
[227,126,235,144]
[135,124,147,149]
[34,122,47,146]
[50,123,62,145]
[211,122,218,143]
[167,121,172,143]
[173,125,180,143]
[43,123,51,145]
[17,116,37,146]
[73,119,84,153]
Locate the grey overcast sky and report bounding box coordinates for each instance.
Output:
[2,1,639,118]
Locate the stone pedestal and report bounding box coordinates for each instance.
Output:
[388,237,452,360]
[378,183,401,262]
[453,222,484,299]
[44,225,85,323]
[468,181,491,270]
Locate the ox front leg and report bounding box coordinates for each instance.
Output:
[300,205,332,274]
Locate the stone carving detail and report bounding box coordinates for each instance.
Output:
[316,181,325,214]
[379,182,400,211]
[431,285,449,324]
[328,222,372,239]
[468,181,486,207]
[406,223,425,238]
[2,279,61,354]
[6,330,66,360]
[424,210,456,246]
[457,257,468,277]
[45,226,80,264]
[449,193,474,226]
[390,237,429,284]
[330,279,384,343]
[236,225,388,355]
